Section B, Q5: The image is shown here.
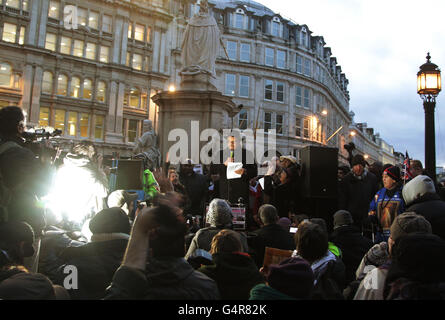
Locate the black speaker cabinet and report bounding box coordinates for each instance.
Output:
[300,146,338,199]
[115,159,144,190]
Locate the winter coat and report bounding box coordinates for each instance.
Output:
[54,236,129,299]
[210,148,257,205]
[248,223,295,267]
[0,137,47,233]
[309,251,346,300]
[369,186,405,237]
[185,227,249,259]
[338,170,379,227]
[330,225,374,285]
[198,252,264,300]
[263,175,294,218]
[405,194,445,240]
[179,172,209,216]
[105,257,220,300]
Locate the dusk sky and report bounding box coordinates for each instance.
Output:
[261,0,445,168]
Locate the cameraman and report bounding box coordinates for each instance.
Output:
[0,106,46,235]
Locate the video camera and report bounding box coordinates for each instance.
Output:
[22,127,62,161]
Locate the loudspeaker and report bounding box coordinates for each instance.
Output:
[115,159,144,190]
[300,146,338,199]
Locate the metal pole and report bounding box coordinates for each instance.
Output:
[424,98,437,183]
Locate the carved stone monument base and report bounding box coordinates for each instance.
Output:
[179,67,218,91]
[151,89,239,163]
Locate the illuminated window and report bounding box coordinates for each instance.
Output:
[135,24,144,42]
[73,40,84,57]
[126,52,130,66]
[239,75,249,98]
[18,26,25,45]
[42,71,53,94]
[264,79,273,100]
[132,53,142,70]
[22,0,28,11]
[94,115,104,140]
[99,46,109,63]
[48,1,60,19]
[303,118,310,138]
[38,107,49,127]
[127,119,137,143]
[57,74,68,95]
[2,23,17,43]
[70,77,80,98]
[5,0,20,9]
[60,36,71,55]
[85,42,96,60]
[78,8,87,27]
[89,11,99,29]
[68,112,77,136]
[238,109,248,130]
[83,79,92,99]
[79,113,89,138]
[129,88,140,108]
[128,23,133,38]
[96,81,106,102]
[146,27,151,43]
[102,15,112,33]
[45,33,56,51]
[0,63,12,87]
[265,47,274,67]
[225,73,236,96]
[55,109,65,133]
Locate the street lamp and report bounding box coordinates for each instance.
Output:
[417,52,441,183]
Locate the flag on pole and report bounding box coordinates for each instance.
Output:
[403,151,413,183]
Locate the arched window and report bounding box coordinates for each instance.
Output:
[0,63,12,87]
[83,79,92,99]
[42,71,53,94]
[129,87,140,108]
[96,81,106,102]
[57,74,68,95]
[70,76,80,97]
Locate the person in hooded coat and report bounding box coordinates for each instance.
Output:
[198,229,264,300]
[402,175,445,240]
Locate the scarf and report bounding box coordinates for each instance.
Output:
[249,284,296,300]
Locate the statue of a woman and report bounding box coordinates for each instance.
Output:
[181,0,226,76]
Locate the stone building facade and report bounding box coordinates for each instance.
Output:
[0,0,400,164]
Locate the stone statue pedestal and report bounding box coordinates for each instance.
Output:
[151,88,238,163]
[179,71,218,92]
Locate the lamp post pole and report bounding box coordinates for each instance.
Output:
[424,96,437,183]
[417,53,441,184]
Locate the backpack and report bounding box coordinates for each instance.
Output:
[0,141,21,224]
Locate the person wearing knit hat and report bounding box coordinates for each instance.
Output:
[249,257,314,300]
[53,207,131,299]
[368,166,406,243]
[353,212,432,300]
[338,153,379,234]
[333,210,354,229]
[185,199,250,259]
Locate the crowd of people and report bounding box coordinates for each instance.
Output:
[1,105,445,301]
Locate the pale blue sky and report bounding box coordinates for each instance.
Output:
[261,0,445,168]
